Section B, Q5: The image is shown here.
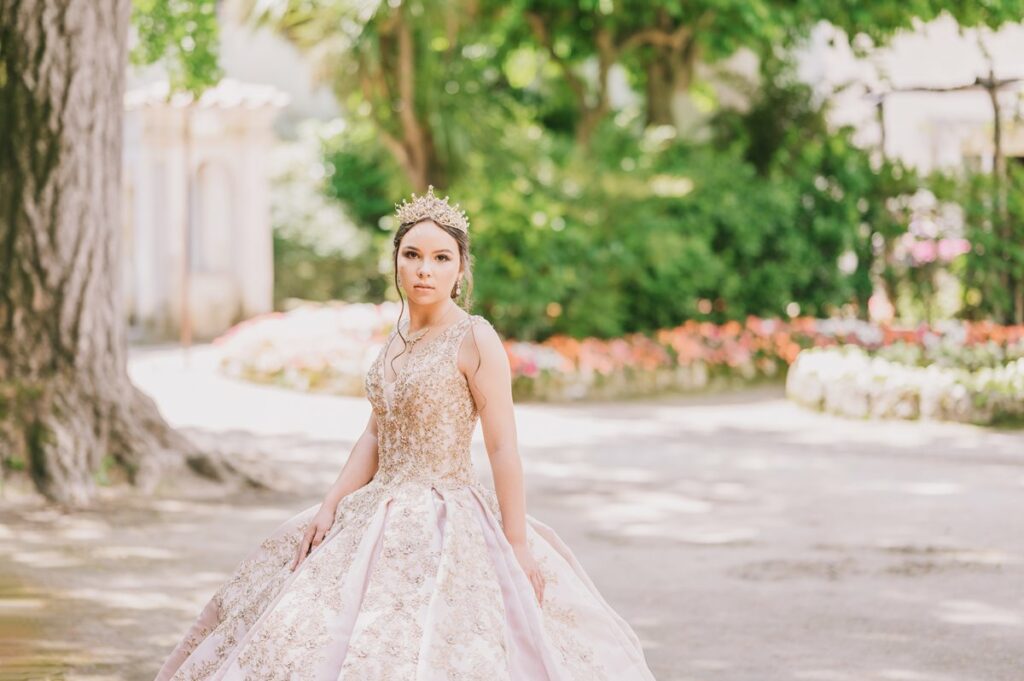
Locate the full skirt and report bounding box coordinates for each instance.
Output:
[154,479,657,680]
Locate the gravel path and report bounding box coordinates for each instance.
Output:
[1,343,1021,681]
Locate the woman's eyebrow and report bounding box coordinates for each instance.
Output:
[404,246,454,254]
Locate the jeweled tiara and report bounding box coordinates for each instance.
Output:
[394,185,470,234]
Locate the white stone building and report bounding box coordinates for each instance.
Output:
[122,80,289,342]
[799,16,1024,173]
[122,9,339,342]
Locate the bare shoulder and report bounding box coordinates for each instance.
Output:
[457,314,505,369]
[469,313,495,330]
[466,314,501,343]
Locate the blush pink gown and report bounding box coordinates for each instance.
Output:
[154,313,658,680]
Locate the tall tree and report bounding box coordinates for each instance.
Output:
[233,0,484,191]
[507,0,1024,144]
[0,0,264,508]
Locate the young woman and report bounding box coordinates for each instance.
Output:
[154,187,658,680]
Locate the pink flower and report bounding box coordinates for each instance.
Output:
[910,240,938,264]
[937,238,970,261]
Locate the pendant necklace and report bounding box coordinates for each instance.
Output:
[404,305,457,352]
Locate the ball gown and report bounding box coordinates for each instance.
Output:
[154,313,658,681]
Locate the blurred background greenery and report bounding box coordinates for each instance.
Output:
[159,0,1020,342]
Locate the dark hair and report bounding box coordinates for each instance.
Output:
[387,218,488,413]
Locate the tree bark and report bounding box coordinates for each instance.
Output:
[645,57,674,126]
[635,10,711,136]
[0,0,269,509]
[357,9,446,192]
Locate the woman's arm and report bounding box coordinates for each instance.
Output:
[293,410,380,570]
[460,320,545,602]
[321,410,380,511]
[461,321,526,543]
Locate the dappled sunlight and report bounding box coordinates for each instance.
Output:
[875,541,1020,567]
[2,337,1018,680]
[678,476,792,512]
[57,520,114,541]
[730,453,814,472]
[661,525,759,545]
[934,599,1023,626]
[149,499,195,513]
[222,503,307,522]
[876,669,958,680]
[90,545,178,561]
[0,595,47,611]
[690,658,734,671]
[527,458,659,483]
[64,587,182,611]
[632,393,1023,464]
[516,405,673,448]
[575,491,712,525]
[793,670,859,680]
[11,550,83,569]
[11,528,72,545]
[704,481,755,502]
[854,623,917,637]
[565,493,724,541]
[851,481,964,496]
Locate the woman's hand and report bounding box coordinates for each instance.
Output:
[291,502,337,571]
[511,541,545,605]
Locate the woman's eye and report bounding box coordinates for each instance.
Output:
[403,251,448,261]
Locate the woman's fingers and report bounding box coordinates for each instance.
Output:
[291,523,334,571]
[291,539,306,571]
[530,570,545,604]
[293,538,309,570]
[291,527,314,571]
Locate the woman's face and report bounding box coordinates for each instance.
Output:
[397,220,462,302]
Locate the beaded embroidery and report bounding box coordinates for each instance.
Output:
[155,312,644,681]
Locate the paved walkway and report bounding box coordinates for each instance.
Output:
[0,343,1022,680]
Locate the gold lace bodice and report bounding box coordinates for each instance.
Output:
[157,312,658,681]
[364,313,487,489]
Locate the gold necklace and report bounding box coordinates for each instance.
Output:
[404,306,457,350]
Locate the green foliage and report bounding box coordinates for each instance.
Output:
[281,63,922,340]
[711,57,923,318]
[932,164,1024,323]
[803,1,1024,53]
[130,0,222,94]
[444,97,905,339]
[247,0,1022,336]
[321,121,400,232]
[274,235,386,306]
[269,122,385,306]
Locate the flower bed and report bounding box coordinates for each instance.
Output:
[786,345,1024,426]
[214,302,1024,420]
[215,302,400,394]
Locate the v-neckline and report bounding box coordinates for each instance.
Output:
[380,314,470,390]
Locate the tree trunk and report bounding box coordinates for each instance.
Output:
[645,57,674,127]
[0,0,270,509]
[359,9,448,192]
[641,38,699,136]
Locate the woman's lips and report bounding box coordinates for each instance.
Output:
[414,284,434,290]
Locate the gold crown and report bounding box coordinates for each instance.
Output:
[394,185,470,234]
